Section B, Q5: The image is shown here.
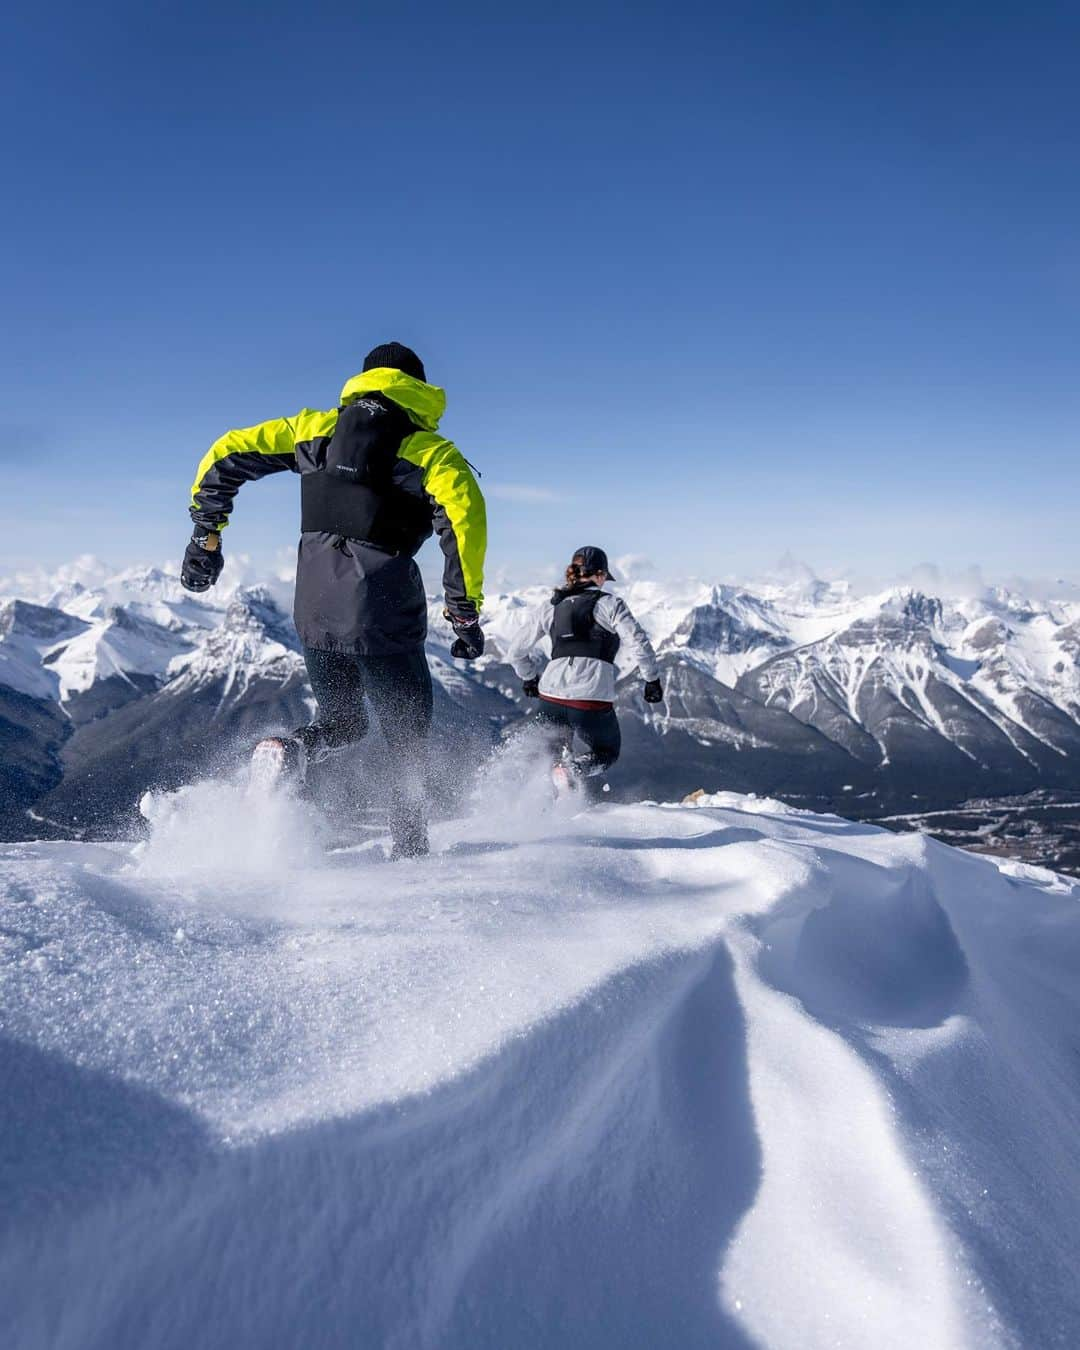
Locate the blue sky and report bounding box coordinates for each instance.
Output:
[2,1,1078,588]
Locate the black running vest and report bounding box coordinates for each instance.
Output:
[300,394,432,552]
[550,587,620,663]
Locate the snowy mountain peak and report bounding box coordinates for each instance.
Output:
[895,589,944,627]
[839,589,944,648]
[51,603,198,700]
[0,597,88,644]
[0,599,91,700]
[660,591,790,687]
[215,587,300,651]
[166,586,303,698]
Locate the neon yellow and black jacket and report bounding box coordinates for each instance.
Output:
[189,368,486,654]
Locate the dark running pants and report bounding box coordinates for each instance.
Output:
[302,646,433,855]
[534,700,621,796]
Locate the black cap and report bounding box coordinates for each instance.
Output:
[362,342,426,382]
[573,546,616,580]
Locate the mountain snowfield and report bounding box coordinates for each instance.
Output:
[1,760,1078,1349]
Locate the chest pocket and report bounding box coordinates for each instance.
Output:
[325,397,414,485]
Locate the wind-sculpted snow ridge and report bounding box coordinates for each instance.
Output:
[2,772,1079,1348]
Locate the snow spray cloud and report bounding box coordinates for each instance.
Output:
[133,716,580,886]
[135,770,329,882]
[454,723,579,845]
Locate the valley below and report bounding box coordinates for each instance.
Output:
[874,790,1080,876]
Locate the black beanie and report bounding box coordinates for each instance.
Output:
[362,342,426,382]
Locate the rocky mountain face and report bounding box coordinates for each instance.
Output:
[5,559,1080,839]
[728,590,1080,807]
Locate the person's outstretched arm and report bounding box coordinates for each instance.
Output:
[400,433,487,655]
[181,408,334,591]
[597,594,664,701]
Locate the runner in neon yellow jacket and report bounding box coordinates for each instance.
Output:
[183,348,486,654]
[179,342,487,857]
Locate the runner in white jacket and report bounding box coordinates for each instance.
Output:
[507,546,664,792]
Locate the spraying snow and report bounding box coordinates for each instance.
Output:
[136,766,333,881]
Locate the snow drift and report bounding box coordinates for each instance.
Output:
[1,775,1078,1349]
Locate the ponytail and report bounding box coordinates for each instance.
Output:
[564,558,588,588]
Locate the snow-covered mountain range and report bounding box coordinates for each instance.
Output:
[5,555,1080,838]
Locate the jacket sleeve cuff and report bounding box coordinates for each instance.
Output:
[444,600,480,625]
[190,507,228,531]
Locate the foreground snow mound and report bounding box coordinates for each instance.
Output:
[1,791,1078,1349]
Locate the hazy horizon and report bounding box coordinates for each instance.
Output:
[6,546,1080,613]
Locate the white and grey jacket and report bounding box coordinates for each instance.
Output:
[506,586,660,703]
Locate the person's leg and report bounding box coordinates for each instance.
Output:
[356,648,433,857]
[301,648,369,747]
[531,702,572,745]
[532,701,573,762]
[567,706,621,798]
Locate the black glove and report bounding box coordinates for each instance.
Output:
[181,531,224,592]
[445,610,485,660]
[643,679,664,704]
[522,677,540,698]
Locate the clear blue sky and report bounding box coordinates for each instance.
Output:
[2,1,1078,588]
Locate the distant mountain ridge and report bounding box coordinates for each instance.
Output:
[5,557,1080,837]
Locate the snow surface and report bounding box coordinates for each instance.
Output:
[2,752,1078,1349]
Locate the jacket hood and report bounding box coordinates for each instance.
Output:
[339,368,445,431]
